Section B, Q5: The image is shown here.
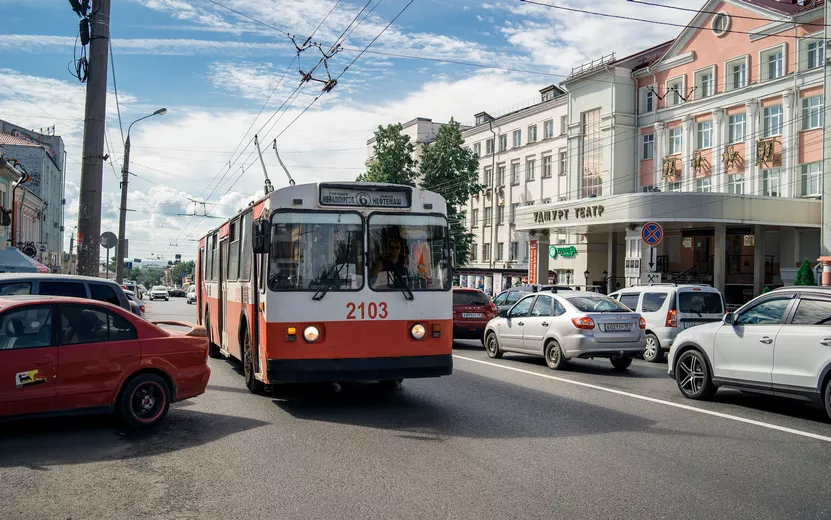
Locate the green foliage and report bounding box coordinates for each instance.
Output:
[170,260,195,284]
[794,259,816,286]
[418,119,482,266]
[762,286,771,294]
[357,124,418,186]
[129,266,165,288]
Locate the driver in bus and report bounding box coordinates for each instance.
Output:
[370,236,409,279]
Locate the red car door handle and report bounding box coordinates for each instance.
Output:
[34,357,52,366]
[120,352,135,358]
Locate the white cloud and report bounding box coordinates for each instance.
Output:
[476,14,484,22]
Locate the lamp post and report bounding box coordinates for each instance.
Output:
[116,108,167,283]
[583,269,590,285]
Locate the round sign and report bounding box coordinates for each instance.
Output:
[356,192,371,206]
[38,244,46,252]
[549,245,558,259]
[100,231,118,249]
[641,222,663,246]
[21,244,36,258]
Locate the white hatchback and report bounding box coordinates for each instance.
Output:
[667,287,831,420]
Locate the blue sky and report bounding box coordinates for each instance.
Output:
[0,0,692,260]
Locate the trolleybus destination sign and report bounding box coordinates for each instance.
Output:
[320,186,411,208]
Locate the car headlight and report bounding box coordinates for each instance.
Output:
[410,323,426,340]
[303,325,320,342]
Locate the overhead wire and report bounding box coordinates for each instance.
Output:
[109,38,125,144]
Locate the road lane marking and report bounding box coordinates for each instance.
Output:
[453,355,831,443]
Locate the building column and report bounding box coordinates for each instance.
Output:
[746,100,760,195]
[714,223,726,294]
[712,108,725,193]
[780,227,797,269]
[753,224,766,296]
[654,122,666,191]
[782,89,796,198]
[607,230,619,293]
[682,115,694,192]
[530,231,550,285]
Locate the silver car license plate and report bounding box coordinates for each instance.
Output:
[462,313,483,318]
[683,322,700,329]
[605,323,631,332]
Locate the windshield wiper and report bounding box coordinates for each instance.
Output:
[391,269,414,300]
[313,234,353,301]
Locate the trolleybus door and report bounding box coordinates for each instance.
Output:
[219,237,229,350]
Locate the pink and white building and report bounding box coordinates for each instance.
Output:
[516,0,826,304]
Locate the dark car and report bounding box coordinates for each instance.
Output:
[0,273,131,312]
[492,285,539,314]
[452,288,498,344]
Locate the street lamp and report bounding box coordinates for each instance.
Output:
[583,269,590,285]
[116,108,167,283]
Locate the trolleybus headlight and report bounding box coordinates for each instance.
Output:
[410,323,426,340]
[303,325,320,342]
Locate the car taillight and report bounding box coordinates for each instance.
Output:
[571,317,595,330]
[140,305,145,313]
[666,309,677,328]
[639,317,646,329]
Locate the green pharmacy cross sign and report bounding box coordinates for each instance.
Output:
[549,245,577,259]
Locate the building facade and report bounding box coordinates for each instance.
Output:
[516,0,824,304]
[0,122,66,268]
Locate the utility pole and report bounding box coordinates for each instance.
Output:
[75,0,111,276]
[821,1,831,285]
[115,135,130,283]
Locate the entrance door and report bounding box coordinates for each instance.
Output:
[219,238,228,351]
[694,237,711,269]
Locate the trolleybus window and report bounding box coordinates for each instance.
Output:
[268,212,364,291]
[368,214,450,292]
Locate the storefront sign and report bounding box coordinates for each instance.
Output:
[319,186,410,208]
[549,245,577,258]
[533,205,604,223]
[528,240,538,285]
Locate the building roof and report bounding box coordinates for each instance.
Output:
[743,0,824,16]
[0,133,41,147]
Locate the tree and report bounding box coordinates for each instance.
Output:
[171,260,195,285]
[762,286,771,294]
[794,259,817,286]
[101,256,117,274]
[357,124,418,186]
[418,118,482,266]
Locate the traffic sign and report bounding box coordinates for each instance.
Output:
[641,272,662,284]
[38,244,46,252]
[100,231,117,249]
[646,246,658,272]
[124,261,133,270]
[641,222,663,246]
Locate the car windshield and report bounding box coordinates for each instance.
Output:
[268,211,364,291]
[453,291,488,305]
[368,214,450,292]
[188,286,195,293]
[679,292,723,314]
[151,286,165,291]
[566,295,631,312]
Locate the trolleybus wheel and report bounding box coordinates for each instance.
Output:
[243,328,266,395]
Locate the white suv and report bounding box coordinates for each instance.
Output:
[608,284,725,363]
[667,287,831,420]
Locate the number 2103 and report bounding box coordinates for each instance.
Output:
[346,302,388,320]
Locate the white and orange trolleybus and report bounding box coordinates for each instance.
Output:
[196,182,453,393]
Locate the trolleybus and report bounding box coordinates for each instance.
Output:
[196,182,453,393]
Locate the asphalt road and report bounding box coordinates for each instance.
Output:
[1,297,830,519]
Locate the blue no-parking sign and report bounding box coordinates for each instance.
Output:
[641,222,663,246]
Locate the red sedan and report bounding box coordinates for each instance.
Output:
[0,296,210,428]
[452,288,498,344]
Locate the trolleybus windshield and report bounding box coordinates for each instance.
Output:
[268,212,364,292]
[368,214,450,293]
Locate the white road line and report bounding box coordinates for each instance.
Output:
[453,355,831,443]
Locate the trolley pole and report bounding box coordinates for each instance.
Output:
[76,0,111,276]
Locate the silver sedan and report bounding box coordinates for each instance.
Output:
[484,291,646,370]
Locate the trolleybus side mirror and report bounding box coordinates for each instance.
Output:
[449,242,457,269]
[252,219,271,254]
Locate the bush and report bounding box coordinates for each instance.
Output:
[794,259,816,286]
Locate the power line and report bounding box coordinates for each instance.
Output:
[0,81,59,120]
[109,38,125,145]
[626,0,831,28]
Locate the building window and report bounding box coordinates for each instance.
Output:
[483,243,491,262]
[728,113,746,143]
[580,108,602,198]
[497,164,506,186]
[473,142,481,157]
[643,133,654,159]
[712,12,729,36]
[496,242,504,261]
[728,174,744,195]
[528,125,537,143]
[763,105,783,137]
[511,203,519,222]
[763,46,784,80]
[513,130,521,148]
[483,167,493,187]
[510,162,520,184]
[667,77,683,106]
[471,244,477,261]
[544,120,554,139]
[763,168,781,197]
[668,181,682,192]
[802,96,823,130]
[802,162,822,196]
[641,87,655,113]
[558,150,567,175]
[696,121,712,149]
[695,68,714,99]
[484,207,492,226]
[497,205,505,224]
[459,212,467,228]
[560,115,568,135]
[498,134,507,152]
[695,178,712,192]
[668,127,682,155]
[471,208,479,228]
[509,241,518,260]
[526,159,536,181]
[727,58,747,90]
[807,40,824,70]
[486,138,494,155]
[542,155,552,178]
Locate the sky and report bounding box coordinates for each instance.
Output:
[0,0,696,261]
